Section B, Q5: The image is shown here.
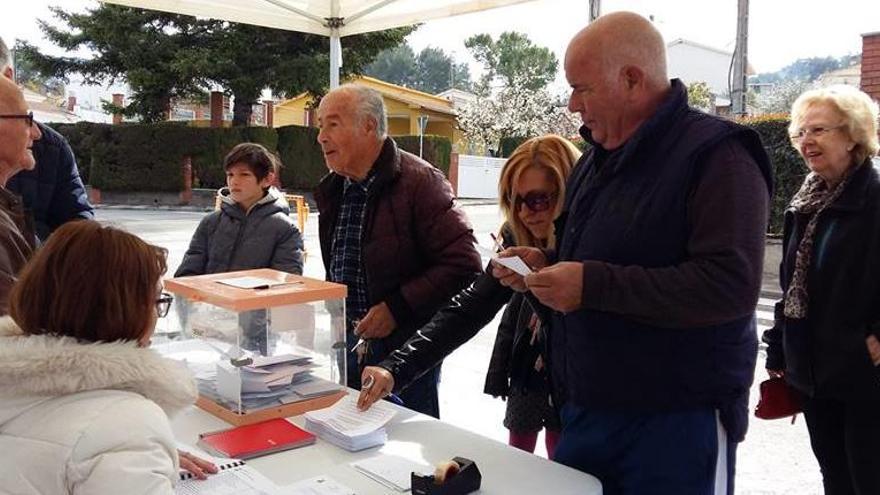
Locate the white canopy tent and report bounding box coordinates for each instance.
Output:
[101,0,537,88]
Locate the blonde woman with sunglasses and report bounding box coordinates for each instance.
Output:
[357,135,580,457]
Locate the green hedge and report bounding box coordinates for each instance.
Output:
[500,135,592,157]
[741,117,805,234]
[395,135,452,177]
[49,122,452,194]
[277,125,326,190]
[90,122,194,192]
[50,118,801,233]
[189,127,278,190]
[499,136,528,158]
[49,122,113,184]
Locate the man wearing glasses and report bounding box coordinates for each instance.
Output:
[0,76,41,313]
[1,37,94,242]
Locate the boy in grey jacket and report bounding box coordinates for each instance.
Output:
[174,143,304,354]
[175,143,303,277]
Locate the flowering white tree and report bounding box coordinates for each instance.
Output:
[755,79,815,114]
[686,81,714,112]
[458,77,581,155]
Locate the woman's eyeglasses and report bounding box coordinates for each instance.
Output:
[513,191,557,212]
[0,111,35,127]
[156,292,173,318]
[789,124,845,143]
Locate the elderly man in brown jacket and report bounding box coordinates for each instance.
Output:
[315,85,481,418]
[0,77,40,313]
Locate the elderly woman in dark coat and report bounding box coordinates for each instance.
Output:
[763,85,880,495]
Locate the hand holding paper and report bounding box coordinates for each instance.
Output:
[525,261,584,313]
[491,247,547,291]
[492,255,533,276]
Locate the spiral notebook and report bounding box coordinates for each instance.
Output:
[197,418,316,460]
[179,459,245,481]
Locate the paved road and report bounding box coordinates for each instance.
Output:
[97,205,821,494]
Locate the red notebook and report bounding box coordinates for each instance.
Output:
[197,418,316,460]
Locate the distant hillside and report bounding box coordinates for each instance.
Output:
[751,54,861,84]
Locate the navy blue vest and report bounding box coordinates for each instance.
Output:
[552,80,772,439]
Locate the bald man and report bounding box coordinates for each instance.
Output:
[493,12,772,494]
[0,77,40,313]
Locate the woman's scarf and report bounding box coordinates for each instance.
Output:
[783,168,856,319]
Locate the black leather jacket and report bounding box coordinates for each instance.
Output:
[378,269,510,393]
[378,260,553,397]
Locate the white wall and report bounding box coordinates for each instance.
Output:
[457,154,506,199]
[667,42,733,95]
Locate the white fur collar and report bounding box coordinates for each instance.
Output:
[0,316,196,415]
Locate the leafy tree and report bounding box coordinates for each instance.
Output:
[414,47,471,94]
[18,5,210,123]
[686,81,713,111]
[10,40,65,96]
[365,44,417,87]
[464,32,557,93]
[365,44,471,94]
[21,4,414,125]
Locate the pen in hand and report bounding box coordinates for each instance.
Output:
[490,232,504,253]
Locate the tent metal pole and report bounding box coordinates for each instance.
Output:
[330,28,341,89]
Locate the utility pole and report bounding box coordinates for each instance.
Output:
[589,0,601,21]
[731,0,749,116]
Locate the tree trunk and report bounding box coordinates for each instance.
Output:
[232,96,254,127]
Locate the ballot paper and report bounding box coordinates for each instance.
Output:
[493,255,533,276]
[351,454,431,492]
[174,443,281,495]
[175,464,280,495]
[215,276,303,290]
[303,396,395,451]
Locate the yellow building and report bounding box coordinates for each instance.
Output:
[274,76,464,150]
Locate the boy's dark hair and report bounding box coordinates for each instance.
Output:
[223,142,279,181]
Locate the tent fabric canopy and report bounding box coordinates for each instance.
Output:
[101,0,534,37]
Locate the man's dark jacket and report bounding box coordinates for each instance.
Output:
[7,123,94,241]
[315,138,482,354]
[553,80,772,441]
[764,160,880,402]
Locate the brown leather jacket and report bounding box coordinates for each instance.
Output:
[315,138,482,352]
[0,187,36,315]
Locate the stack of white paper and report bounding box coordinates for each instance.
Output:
[303,396,395,452]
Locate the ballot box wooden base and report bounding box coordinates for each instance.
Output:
[196,390,347,426]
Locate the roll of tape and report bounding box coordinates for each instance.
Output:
[433,460,461,485]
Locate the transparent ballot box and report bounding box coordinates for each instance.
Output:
[158,268,347,426]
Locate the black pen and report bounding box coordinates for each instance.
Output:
[253,281,304,290]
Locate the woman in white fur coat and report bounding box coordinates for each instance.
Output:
[0,221,201,494]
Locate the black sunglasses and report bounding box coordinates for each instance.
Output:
[0,111,35,127]
[156,292,174,318]
[513,191,557,212]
